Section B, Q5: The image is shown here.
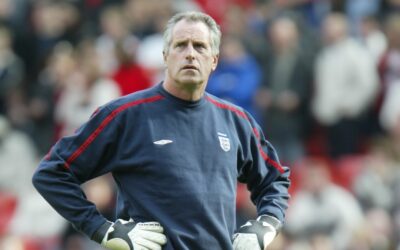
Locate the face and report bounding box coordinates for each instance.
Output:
[163,20,218,91]
[322,15,347,45]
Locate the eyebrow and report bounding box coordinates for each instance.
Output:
[173,39,208,46]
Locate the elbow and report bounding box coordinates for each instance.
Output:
[32,167,43,192]
[32,166,51,193]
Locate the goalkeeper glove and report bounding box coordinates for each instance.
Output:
[92,219,167,250]
[232,215,281,250]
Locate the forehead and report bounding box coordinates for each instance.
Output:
[171,20,211,43]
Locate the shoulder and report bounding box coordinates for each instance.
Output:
[205,93,266,139]
[104,85,164,112]
[205,93,250,121]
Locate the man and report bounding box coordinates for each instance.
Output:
[312,13,378,158]
[32,11,290,250]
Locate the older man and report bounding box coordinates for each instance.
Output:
[32,11,290,250]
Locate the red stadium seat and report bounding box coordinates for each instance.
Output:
[0,192,18,235]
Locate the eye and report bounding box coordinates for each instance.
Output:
[175,42,186,48]
[194,43,207,52]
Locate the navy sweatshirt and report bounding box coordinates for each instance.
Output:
[32,83,290,250]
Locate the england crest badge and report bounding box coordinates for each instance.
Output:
[218,132,230,152]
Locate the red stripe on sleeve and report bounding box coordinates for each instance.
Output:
[258,144,285,173]
[206,95,284,174]
[205,96,249,119]
[64,95,164,169]
[253,127,260,140]
[44,146,53,161]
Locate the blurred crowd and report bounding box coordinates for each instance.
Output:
[0,0,400,249]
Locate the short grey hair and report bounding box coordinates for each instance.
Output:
[163,11,221,56]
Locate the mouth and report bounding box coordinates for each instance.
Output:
[181,65,198,71]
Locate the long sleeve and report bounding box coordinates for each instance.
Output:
[237,113,291,224]
[32,105,121,238]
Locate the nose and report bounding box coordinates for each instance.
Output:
[185,44,195,60]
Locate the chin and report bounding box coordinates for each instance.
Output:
[179,78,203,86]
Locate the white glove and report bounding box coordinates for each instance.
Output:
[94,219,167,250]
[232,215,280,250]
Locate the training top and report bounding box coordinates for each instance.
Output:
[32,83,290,250]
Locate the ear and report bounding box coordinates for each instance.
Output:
[211,54,219,71]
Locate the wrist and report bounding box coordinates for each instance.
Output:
[257,215,282,232]
[91,221,113,243]
[233,216,279,250]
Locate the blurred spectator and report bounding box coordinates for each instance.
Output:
[0,25,24,115]
[136,33,165,83]
[364,209,393,249]
[0,0,30,50]
[365,81,400,247]
[258,0,332,30]
[377,82,400,178]
[206,34,261,117]
[220,4,249,37]
[256,16,312,164]
[380,81,400,139]
[55,40,120,137]
[111,39,152,96]
[129,0,174,84]
[219,3,271,71]
[358,15,388,137]
[0,115,66,249]
[348,208,393,250]
[285,157,364,250]
[28,41,77,153]
[379,13,400,92]
[349,131,400,248]
[0,116,36,196]
[96,5,134,76]
[124,0,173,39]
[375,14,400,139]
[28,1,80,82]
[27,42,77,152]
[312,13,379,158]
[0,0,22,27]
[352,145,394,211]
[77,0,125,36]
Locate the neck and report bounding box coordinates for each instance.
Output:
[162,78,206,101]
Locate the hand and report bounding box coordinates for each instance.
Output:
[95,219,167,250]
[232,215,280,250]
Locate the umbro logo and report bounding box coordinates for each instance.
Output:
[153,139,173,145]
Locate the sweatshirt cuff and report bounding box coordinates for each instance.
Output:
[257,215,282,231]
[91,221,113,243]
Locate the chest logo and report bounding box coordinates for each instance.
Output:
[153,139,173,145]
[218,132,230,152]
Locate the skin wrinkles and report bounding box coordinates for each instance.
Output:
[163,20,219,101]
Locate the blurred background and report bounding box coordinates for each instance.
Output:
[0,0,400,249]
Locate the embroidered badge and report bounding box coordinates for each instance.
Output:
[218,132,230,152]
